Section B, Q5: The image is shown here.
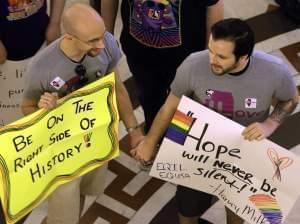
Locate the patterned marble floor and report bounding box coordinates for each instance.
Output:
[18,0,300,224]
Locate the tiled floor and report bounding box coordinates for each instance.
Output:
[17,0,300,223]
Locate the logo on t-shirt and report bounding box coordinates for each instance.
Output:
[204,89,234,119]
[129,0,181,48]
[205,89,215,97]
[204,89,263,120]
[50,77,65,90]
[245,98,257,108]
[6,0,44,21]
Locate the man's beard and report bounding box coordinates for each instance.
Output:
[210,62,239,76]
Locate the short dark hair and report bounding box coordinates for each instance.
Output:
[211,18,255,60]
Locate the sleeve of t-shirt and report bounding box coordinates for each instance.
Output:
[171,55,194,98]
[274,64,297,101]
[206,0,219,6]
[103,32,122,72]
[0,3,7,40]
[0,18,4,40]
[23,59,46,102]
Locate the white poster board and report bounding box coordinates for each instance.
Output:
[150,96,300,224]
[0,59,30,126]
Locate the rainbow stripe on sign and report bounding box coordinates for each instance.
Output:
[165,110,195,145]
[249,194,283,224]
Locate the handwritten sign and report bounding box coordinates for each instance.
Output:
[0,59,32,127]
[0,73,119,224]
[150,96,300,224]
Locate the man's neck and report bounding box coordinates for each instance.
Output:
[60,38,86,63]
[229,57,250,76]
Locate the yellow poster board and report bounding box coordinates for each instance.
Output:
[0,73,119,224]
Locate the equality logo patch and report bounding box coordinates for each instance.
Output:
[245,98,257,108]
[50,77,65,90]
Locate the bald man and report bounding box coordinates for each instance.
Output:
[21,4,144,224]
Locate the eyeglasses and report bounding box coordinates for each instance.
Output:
[75,64,88,85]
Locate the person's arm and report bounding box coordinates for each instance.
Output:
[114,67,144,148]
[21,98,39,115]
[22,92,58,115]
[0,40,7,64]
[242,92,299,141]
[206,0,224,45]
[131,93,180,162]
[46,0,66,44]
[101,0,119,34]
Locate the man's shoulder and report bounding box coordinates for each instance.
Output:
[184,50,209,65]
[100,32,122,65]
[27,39,60,71]
[103,32,118,47]
[252,50,286,68]
[251,50,291,79]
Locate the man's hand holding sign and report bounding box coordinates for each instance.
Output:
[37,92,59,111]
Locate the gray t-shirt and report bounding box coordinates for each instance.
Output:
[171,50,297,126]
[24,32,122,101]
